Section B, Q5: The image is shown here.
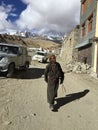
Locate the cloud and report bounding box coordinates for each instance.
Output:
[0,0,80,34]
[9,13,18,17]
[0,2,16,31]
[16,0,80,34]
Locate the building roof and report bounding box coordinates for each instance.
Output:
[0,42,26,48]
[75,40,91,49]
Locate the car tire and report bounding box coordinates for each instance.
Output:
[24,62,29,70]
[7,63,15,78]
[42,58,44,63]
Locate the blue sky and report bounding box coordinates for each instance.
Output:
[0,0,27,22]
[0,0,80,34]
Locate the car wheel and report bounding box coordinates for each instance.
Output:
[45,58,47,63]
[42,58,44,63]
[7,63,15,78]
[24,62,29,70]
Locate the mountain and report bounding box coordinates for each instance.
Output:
[32,29,65,43]
[0,29,65,43]
[0,34,59,48]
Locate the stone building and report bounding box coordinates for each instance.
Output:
[76,0,98,76]
[60,25,79,65]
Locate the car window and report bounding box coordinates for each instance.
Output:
[0,45,19,54]
[36,52,46,56]
[9,46,19,54]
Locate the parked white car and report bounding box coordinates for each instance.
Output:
[32,51,48,63]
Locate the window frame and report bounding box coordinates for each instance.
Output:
[82,0,87,14]
[82,23,86,37]
[88,14,93,33]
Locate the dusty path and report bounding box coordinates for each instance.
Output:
[0,61,98,130]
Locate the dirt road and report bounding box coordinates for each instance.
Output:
[0,61,98,130]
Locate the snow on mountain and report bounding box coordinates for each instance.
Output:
[0,29,17,35]
[0,29,65,42]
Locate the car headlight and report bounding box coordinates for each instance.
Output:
[1,57,9,64]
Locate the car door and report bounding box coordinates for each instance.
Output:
[22,47,27,65]
[18,47,23,66]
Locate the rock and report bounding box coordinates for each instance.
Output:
[66,62,91,74]
[73,65,81,72]
[34,113,36,116]
[75,70,82,74]
[30,113,37,118]
[3,121,12,125]
[81,64,87,73]
[66,64,73,72]
[86,64,91,70]
[23,115,28,119]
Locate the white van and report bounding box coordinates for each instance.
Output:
[32,51,48,63]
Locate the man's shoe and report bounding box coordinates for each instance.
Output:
[49,104,54,111]
[55,93,57,98]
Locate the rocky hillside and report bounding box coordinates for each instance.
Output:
[0,34,59,48]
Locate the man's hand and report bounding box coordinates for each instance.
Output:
[45,77,48,83]
[59,78,63,84]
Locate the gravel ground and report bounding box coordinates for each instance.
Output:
[0,61,98,130]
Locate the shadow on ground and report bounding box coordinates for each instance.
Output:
[53,89,90,112]
[0,68,45,79]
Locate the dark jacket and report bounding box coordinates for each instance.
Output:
[44,62,64,84]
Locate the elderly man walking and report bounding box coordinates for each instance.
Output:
[44,54,64,111]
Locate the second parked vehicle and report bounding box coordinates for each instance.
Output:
[32,51,48,63]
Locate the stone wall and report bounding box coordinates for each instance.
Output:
[60,26,79,65]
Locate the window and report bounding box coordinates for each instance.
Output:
[88,15,93,33]
[0,45,18,54]
[82,0,87,14]
[82,23,85,37]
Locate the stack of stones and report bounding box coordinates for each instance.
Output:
[65,62,91,74]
